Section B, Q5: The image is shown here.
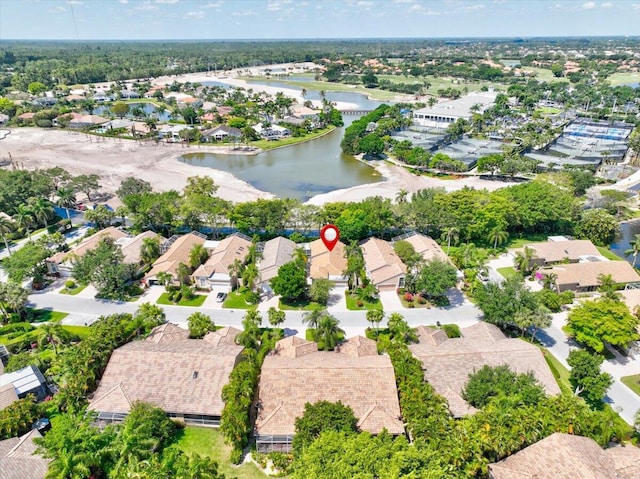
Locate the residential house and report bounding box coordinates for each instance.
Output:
[409,322,560,418]
[308,239,348,286]
[395,232,463,279]
[92,91,115,102]
[46,227,129,276]
[17,112,35,123]
[120,89,140,99]
[360,237,407,292]
[118,231,164,271]
[191,233,252,292]
[0,384,18,412]
[68,114,109,129]
[488,433,640,479]
[0,430,50,479]
[253,123,290,140]
[88,323,243,426]
[0,365,48,404]
[53,111,83,126]
[256,236,297,291]
[281,116,306,127]
[290,105,319,120]
[158,124,192,142]
[523,238,602,267]
[0,113,9,125]
[95,119,151,137]
[255,336,404,453]
[549,260,640,293]
[144,232,206,286]
[200,125,242,143]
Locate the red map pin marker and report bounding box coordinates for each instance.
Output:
[320,224,340,251]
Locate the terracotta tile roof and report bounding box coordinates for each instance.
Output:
[119,231,164,265]
[400,233,452,264]
[488,433,640,479]
[202,326,242,347]
[409,322,560,418]
[550,261,640,291]
[48,227,128,264]
[0,429,49,479]
[309,239,347,280]
[257,237,297,284]
[527,239,601,264]
[0,383,18,411]
[192,234,251,280]
[255,336,404,437]
[360,238,406,288]
[88,324,243,417]
[146,233,206,281]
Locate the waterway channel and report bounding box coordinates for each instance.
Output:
[180,89,385,201]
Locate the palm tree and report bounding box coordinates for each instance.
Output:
[37,323,68,354]
[395,189,408,204]
[134,302,166,324]
[28,197,54,231]
[189,243,209,269]
[488,228,509,251]
[625,233,640,267]
[140,237,160,266]
[343,241,364,289]
[156,271,173,290]
[513,246,534,275]
[316,313,341,351]
[366,309,384,336]
[13,204,34,240]
[0,215,15,256]
[302,304,326,330]
[542,272,558,290]
[242,263,259,291]
[227,258,244,290]
[387,312,418,344]
[597,273,621,300]
[441,226,460,255]
[56,186,77,220]
[176,262,192,286]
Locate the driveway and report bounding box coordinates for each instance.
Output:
[379,290,403,311]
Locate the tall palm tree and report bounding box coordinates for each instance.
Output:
[140,237,161,266]
[227,258,244,289]
[441,226,459,255]
[37,323,68,354]
[343,241,364,289]
[625,233,640,267]
[316,313,341,351]
[28,197,54,231]
[513,246,534,275]
[13,204,34,240]
[395,189,408,204]
[56,186,77,221]
[0,215,15,256]
[302,304,326,330]
[242,263,259,291]
[189,243,209,269]
[488,227,509,251]
[387,312,418,344]
[176,262,192,286]
[597,273,621,300]
[542,272,558,290]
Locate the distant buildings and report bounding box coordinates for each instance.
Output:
[413,91,497,130]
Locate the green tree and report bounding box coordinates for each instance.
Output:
[267,306,285,328]
[0,395,41,440]
[316,313,341,351]
[567,349,613,404]
[413,259,458,298]
[2,235,57,283]
[462,365,545,408]
[189,243,209,269]
[37,322,69,354]
[393,240,421,271]
[140,237,161,266]
[187,312,215,339]
[28,197,54,230]
[28,81,47,95]
[366,309,384,335]
[308,278,334,306]
[513,246,535,276]
[84,205,115,229]
[625,233,640,267]
[567,298,640,353]
[72,174,101,202]
[134,302,166,325]
[598,273,621,301]
[0,214,15,256]
[116,177,152,200]
[55,186,76,220]
[387,312,418,344]
[292,401,358,455]
[343,241,365,289]
[576,208,618,246]
[488,227,508,250]
[302,304,327,330]
[111,101,130,118]
[475,276,539,328]
[270,260,307,303]
[13,204,34,239]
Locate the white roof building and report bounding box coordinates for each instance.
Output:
[413,91,497,129]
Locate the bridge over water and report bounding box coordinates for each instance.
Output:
[339,109,373,115]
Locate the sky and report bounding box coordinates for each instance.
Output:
[0,0,639,40]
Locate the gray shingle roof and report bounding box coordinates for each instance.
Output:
[0,430,49,479]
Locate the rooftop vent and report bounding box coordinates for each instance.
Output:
[192,371,198,379]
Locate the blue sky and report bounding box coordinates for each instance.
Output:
[0,0,639,40]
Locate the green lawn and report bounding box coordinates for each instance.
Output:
[519,67,568,83]
[60,325,92,339]
[606,71,640,87]
[596,246,623,261]
[250,126,335,151]
[174,427,266,479]
[345,294,382,311]
[621,374,640,396]
[505,235,548,249]
[60,283,88,295]
[28,308,69,323]
[541,348,572,394]
[535,106,562,115]
[497,266,519,280]
[278,299,318,311]
[157,292,207,307]
[222,290,257,310]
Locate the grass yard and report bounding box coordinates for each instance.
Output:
[506,235,548,249]
[520,67,568,83]
[497,266,519,280]
[606,72,640,87]
[60,325,92,339]
[278,298,318,311]
[541,348,572,394]
[157,292,207,307]
[535,106,563,115]
[621,374,640,396]
[28,308,69,323]
[596,246,623,261]
[60,283,88,296]
[174,427,266,479]
[345,293,383,311]
[250,126,335,151]
[222,290,257,310]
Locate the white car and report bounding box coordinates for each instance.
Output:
[216,292,227,302]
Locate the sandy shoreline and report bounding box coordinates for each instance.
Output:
[1,128,516,207]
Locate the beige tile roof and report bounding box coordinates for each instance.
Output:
[119,231,164,265]
[0,429,49,479]
[48,226,128,264]
[528,239,601,264]
[605,445,640,479]
[550,261,640,291]
[255,336,404,437]
[488,433,640,479]
[88,324,243,417]
[0,383,18,411]
[401,233,452,264]
[409,322,560,418]
[257,237,297,284]
[202,326,242,347]
[146,233,206,281]
[360,238,406,288]
[192,234,251,280]
[620,289,640,312]
[309,239,348,280]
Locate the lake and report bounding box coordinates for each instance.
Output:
[179,116,382,201]
[610,219,640,264]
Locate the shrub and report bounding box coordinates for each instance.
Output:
[442,324,461,338]
[559,290,575,304]
[407,302,415,308]
[404,292,413,302]
[246,291,260,304]
[356,300,363,307]
[64,280,76,289]
[417,295,427,305]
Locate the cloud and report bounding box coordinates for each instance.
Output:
[266,0,291,11]
[232,9,256,16]
[581,1,596,8]
[118,0,128,4]
[457,3,485,12]
[135,1,158,11]
[155,0,179,3]
[67,0,84,4]
[600,1,612,7]
[184,10,204,18]
[632,2,640,8]
[357,0,373,8]
[205,1,223,7]
[48,5,66,13]
[409,3,441,15]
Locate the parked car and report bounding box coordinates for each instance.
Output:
[216,292,227,302]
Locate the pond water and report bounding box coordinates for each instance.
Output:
[610,219,640,264]
[91,102,173,122]
[179,115,382,201]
